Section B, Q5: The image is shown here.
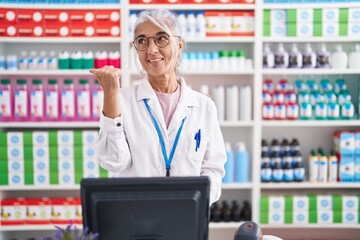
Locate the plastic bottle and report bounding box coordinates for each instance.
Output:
[315,101,328,120]
[225,85,238,121]
[94,51,108,68]
[47,51,58,70]
[129,10,138,36]
[261,151,272,182]
[328,150,338,182]
[270,138,280,158]
[330,45,348,69]
[14,79,28,121]
[38,51,48,70]
[316,43,330,68]
[282,151,294,182]
[77,79,91,120]
[293,151,305,182]
[302,43,316,68]
[274,43,289,68]
[309,149,319,182]
[290,138,301,153]
[317,148,328,182]
[263,43,275,68]
[211,51,220,71]
[70,51,82,69]
[271,152,283,182]
[0,78,12,121]
[0,55,5,70]
[241,201,252,221]
[219,50,229,71]
[82,51,94,69]
[30,79,44,121]
[212,85,225,122]
[108,51,121,68]
[187,11,196,38]
[299,102,312,120]
[280,138,290,155]
[92,79,104,121]
[223,142,234,183]
[58,51,70,69]
[239,85,252,121]
[348,44,360,69]
[341,102,354,119]
[6,55,18,70]
[177,11,187,37]
[288,43,302,68]
[237,50,246,70]
[235,142,249,183]
[45,79,59,121]
[196,10,206,38]
[61,79,75,120]
[327,102,340,120]
[261,138,269,153]
[18,51,28,70]
[228,50,237,70]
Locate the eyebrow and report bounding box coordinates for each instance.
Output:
[135,31,168,39]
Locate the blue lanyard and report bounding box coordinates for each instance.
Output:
[143,99,187,177]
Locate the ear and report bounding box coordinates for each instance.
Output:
[178,38,184,53]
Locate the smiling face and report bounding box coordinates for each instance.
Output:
[134,21,183,81]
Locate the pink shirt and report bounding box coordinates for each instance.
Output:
[154,84,181,129]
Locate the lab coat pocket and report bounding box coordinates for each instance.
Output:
[188,135,205,161]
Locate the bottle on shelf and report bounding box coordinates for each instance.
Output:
[330,45,348,69]
[239,85,252,121]
[38,51,48,70]
[108,51,121,68]
[70,51,83,70]
[261,151,272,183]
[196,10,206,38]
[316,43,330,68]
[6,54,18,70]
[92,79,104,121]
[223,142,234,183]
[348,44,360,69]
[48,51,58,70]
[58,51,70,70]
[271,152,283,182]
[274,43,289,68]
[61,79,75,121]
[129,10,138,36]
[282,151,294,182]
[83,51,94,69]
[77,79,91,121]
[18,51,28,70]
[309,149,319,182]
[302,43,316,68]
[317,148,328,182]
[263,43,275,68]
[29,79,44,121]
[0,78,12,121]
[45,79,60,121]
[14,79,29,121]
[225,85,238,121]
[235,142,249,183]
[186,11,196,38]
[288,43,302,68]
[293,150,305,182]
[328,150,338,182]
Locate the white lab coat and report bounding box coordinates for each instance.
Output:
[97,77,226,204]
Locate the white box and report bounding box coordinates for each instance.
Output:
[59,171,74,185]
[342,196,358,211]
[83,170,99,179]
[83,159,99,172]
[348,23,360,37]
[348,8,360,22]
[33,146,49,160]
[318,210,333,224]
[9,172,24,186]
[269,196,285,211]
[322,23,339,37]
[8,159,24,172]
[317,195,333,210]
[27,204,51,221]
[34,172,49,186]
[8,145,24,159]
[82,131,98,145]
[297,23,313,37]
[83,145,97,160]
[57,131,74,145]
[269,211,284,224]
[58,146,74,159]
[1,203,27,221]
[343,211,358,224]
[271,23,287,37]
[271,10,286,23]
[34,159,49,172]
[322,8,339,23]
[58,158,74,173]
[297,9,313,23]
[293,211,308,224]
[7,132,23,146]
[293,196,309,211]
[32,131,49,146]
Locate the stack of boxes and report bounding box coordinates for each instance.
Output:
[334,130,360,182]
[260,194,360,225]
[0,130,109,187]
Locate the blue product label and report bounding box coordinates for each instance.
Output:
[86,148,95,157]
[261,169,272,181]
[283,169,294,181]
[36,162,46,170]
[272,169,283,181]
[37,175,46,183]
[294,168,305,180]
[321,213,329,221]
[11,135,20,144]
[346,213,355,221]
[36,135,45,144]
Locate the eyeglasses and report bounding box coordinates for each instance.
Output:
[133,32,180,51]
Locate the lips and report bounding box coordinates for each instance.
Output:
[147,58,164,63]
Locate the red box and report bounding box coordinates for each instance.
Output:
[17,22,44,37]
[205,11,232,36]
[17,9,43,24]
[231,11,255,36]
[26,198,52,224]
[43,10,70,24]
[51,197,77,224]
[74,198,82,224]
[232,0,255,3]
[95,22,120,37]
[94,10,120,24]
[69,10,95,24]
[1,198,27,225]
[0,25,17,37]
[0,9,17,24]
[43,22,70,37]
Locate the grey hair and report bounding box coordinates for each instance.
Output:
[132,9,186,76]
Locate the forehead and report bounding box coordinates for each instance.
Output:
[134,21,166,37]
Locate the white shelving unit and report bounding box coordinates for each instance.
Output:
[1,1,360,240]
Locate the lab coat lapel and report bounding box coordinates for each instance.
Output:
[136,78,168,141]
[167,78,199,134]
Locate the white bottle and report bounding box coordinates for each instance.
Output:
[47,51,58,69]
[18,51,28,70]
[177,11,187,38]
[225,85,239,121]
[348,44,360,69]
[212,85,225,122]
[316,43,330,68]
[187,11,197,39]
[28,51,38,70]
[239,85,252,121]
[330,44,348,69]
[263,43,275,68]
[288,43,302,68]
[38,51,48,70]
[129,11,138,36]
[274,43,289,68]
[302,43,316,68]
[196,10,206,38]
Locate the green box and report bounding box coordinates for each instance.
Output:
[0,146,7,160]
[263,24,270,37]
[23,131,33,146]
[313,9,322,23]
[261,195,269,212]
[0,132,7,147]
[74,130,83,146]
[263,10,271,24]
[49,131,58,146]
[23,146,33,161]
[313,23,322,37]
[260,211,269,224]
[309,194,317,211]
[287,23,297,37]
[333,195,343,212]
[99,166,108,178]
[285,211,293,224]
[339,23,348,36]
[287,9,297,24]
[309,210,317,223]
[333,211,342,223]
[285,195,293,212]
[339,8,348,23]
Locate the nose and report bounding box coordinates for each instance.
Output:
[147,38,158,54]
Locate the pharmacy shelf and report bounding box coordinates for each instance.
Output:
[263,37,360,43]
[0,37,121,43]
[261,182,360,189]
[0,122,99,128]
[219,121,254,127]
[261,224,360,229]
[0,70,95,76]
[130,70,254,76]
[221,183,253,190]
[261,120,360,127]
[209,222,241,229]
[0,186,79,191]
[0,224,82,232]
[262,3,360,9]
[262,69,360,75]
[0,3,120,9]
[185,37,255,43]
[129,4,255,10]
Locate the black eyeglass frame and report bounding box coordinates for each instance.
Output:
[132,32,181,51]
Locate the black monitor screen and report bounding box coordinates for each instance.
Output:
[80,176,210,240]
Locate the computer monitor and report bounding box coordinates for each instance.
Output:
[80,176,210,240]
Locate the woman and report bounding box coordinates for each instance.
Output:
[90,9,226,204]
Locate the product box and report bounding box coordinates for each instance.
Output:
[333,195,359,211]
[59,171,74,185]
[58,146,74,159]
[270,9,286,23]
[348,23,360,37]
[58,158,74,173]
[271,22,286,37]
[83,158,99,172]
[334,131,355,157]
[51,198,77,224]
[57,131,74,146]
[95,23,120,37]
[231,11,254,36]
[68,10,89,23]
[83,145,97,159]
[33,131,49,146]
[293,195,309,211]
[0,9,17,23]
[34,158,49,172]
[42,10,70,23]
[0,198,27,225]
[82,131,98,145]
[8,159,24,172]
[7,132,24,146]
[94,10,120,23]
[43,23,70,37]
[293,211,308,224]
[269,196,285,211]
[17,9,43,24]
[356,156,360,182]
[17,23,44,37]
[26,198,51,224]
[34,172,49,186]
[33,146,49,160]
[342,211,359,224]
[322,8,339,23]
[8,145,24,159]
[322,23,339,37]
[348,8,360,22]
[269,211,284,224]
[317,210,333,224]
[205,11,232,36]
[8,172,24,186]
[297,8,313,23]
[339,156,355,182]
[317,195,333,210]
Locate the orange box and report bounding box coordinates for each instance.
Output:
[231,11,254,36]
[0,9,17,24]
[205,11,232,36]
[26,198,52,224]
[17,9,43,24]
[17,22,44,37]
[43,22,70,37]
[43,10,70,24]
[1,198,27,225]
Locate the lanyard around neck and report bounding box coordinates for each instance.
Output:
[143,99,187,177]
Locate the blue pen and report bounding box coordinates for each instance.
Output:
[195,129,201,152]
